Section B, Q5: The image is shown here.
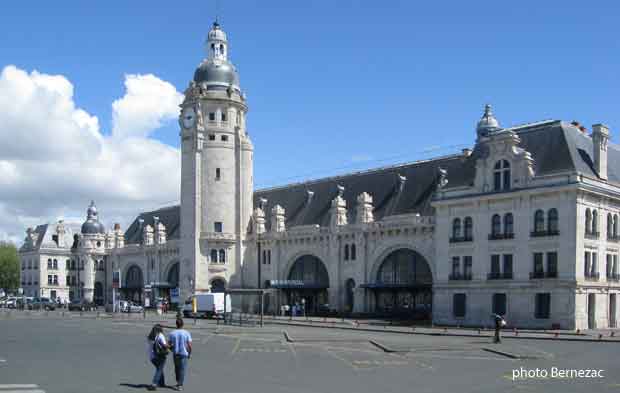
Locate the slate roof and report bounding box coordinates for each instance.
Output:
[19,222,81,252]
[122,120,620,241]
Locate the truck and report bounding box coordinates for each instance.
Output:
[182,293,231,319]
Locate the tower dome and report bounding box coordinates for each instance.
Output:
[193,22,240,91]
[476,104,501,138]
[81,200,105,234]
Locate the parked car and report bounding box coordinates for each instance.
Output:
[29,297,56,311]
[119,300,143,313]
[68,300,96,312]
[5,297,17,308]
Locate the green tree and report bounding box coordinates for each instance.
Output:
[0,241,20,292]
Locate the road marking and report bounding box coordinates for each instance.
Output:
[0,384,45,393]
[231,338,242,355]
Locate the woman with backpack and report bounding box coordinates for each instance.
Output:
[147,324,169,391]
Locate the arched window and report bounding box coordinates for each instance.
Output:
[493,160,511,191]
[534,210,545,233]
[592,210,599,235]
[608,213,614,239]
[504,213,514,236]
[491,214,501,236]
[614,215,619,238]
[548,208,559,234]
[586,208,592,234]
[219,249,226,263]
[464,217,473,240]
[344,244,350,261]
[351,244,356,260]
[47,259,52,269]
[452,218,462,239]
[262,250,267,265]
[210,249,218,263]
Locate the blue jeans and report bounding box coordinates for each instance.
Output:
[173,355,188,386]
[151,357,166,386]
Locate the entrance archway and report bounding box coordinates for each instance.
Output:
[345,279,356,313]
[285,255,329,315]
[124,265,144,303]
[366,248,432,319]
[210,278,226,293]
[94,282,104,306]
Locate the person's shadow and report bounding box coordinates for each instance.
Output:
[119,383,175,390]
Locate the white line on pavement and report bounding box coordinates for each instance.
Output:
[0,385,39,389]
[0,383,45,393]
[0,390,45,393]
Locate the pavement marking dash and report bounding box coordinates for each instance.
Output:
[231,338,242,355]
[0,384,39,389]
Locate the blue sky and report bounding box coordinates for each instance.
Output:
[1,0,619,190]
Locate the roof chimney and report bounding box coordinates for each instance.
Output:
[592,124,610,181]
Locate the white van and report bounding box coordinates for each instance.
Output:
[182,293,231,318]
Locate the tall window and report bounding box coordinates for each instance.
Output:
[503,254,513,278]
[547,252,558,277]
[607,254,613,278]
[47,259,52,269]
[452,256,460,278]
[534,210,545,233]
[504,213,514,236]
[65,260,70,270]
[592,210,599,234]
[491,214,501,236]
[535,293,551,319]
[219,249,226,263]
[584,251,591,277]
[585,208,592,234]
[548,209,558,233]
[464,256,473,278]
[215,168,221,181]
[210,249,218,263]
[493,160,511,191]
[533,253,544,275]
[350,244,356,260]
[453,294,466,318]
[491,254,501,276]
[492,293,507,316]
[344,244,350,261]
[262,250,267,265]
[608,213,614,239]
[452,218,462,239]
[464,217,473,240]
[614,215,619,238]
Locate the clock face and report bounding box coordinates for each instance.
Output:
[182,107,196,129]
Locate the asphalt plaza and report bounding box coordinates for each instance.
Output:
[1,314,619,393]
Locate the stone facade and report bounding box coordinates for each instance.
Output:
[18,23,620,331]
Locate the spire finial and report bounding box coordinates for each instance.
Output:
[476,103,501,138]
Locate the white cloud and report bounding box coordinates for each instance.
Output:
[112,74,184,139]
[0,65,182,244]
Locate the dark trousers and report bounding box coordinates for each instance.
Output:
[494,325,501,343]
[173,355,189,386]
[151,357,166,386]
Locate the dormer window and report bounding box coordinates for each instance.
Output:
[493,160,511,191]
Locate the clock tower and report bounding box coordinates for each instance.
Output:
[179,22,253,297]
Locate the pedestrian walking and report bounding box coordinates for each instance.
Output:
[147,324,169,391]
[492,313,506,343]
[168,318,192,391]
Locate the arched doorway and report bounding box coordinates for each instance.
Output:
[167,263,179,288]
[345,279,356,313]
[210,278,226,293]
[366,249,432,320]
[124,265,144,303]
[94,282,104,306]
[285,255,329,315]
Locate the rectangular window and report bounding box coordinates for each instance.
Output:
[491,255,500,274]
[66,275,70,286]
[208,134,216,141]
[451,257,460,278]
[503,171,511,190]
[215,168,221,181]
[492,293,507,316]
[53,275,58,285]
[533,253,544,274]
[53,260,58,269]
[221,112,227,122]
[464,256,473,279]
[585,252,591,276]
[221,135,229,142]
[453,293,466,318]
[48,275,52,285]
[503,254,513,278]
[607,254,613,278]
[268,250,272,265]
[535,293,551,319]
[547,252,558,277]
[50,290,56,300]
[614,255,618,275]
[592,252,598,275]
[209,112,215,121]
[214,222,223,233]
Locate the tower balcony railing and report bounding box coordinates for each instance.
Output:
[200,232,236,243]
[487,271,513,280]
[449,236,473,244]
[449,273,472,281]
[488,232,514,241]
[584,272,600,281]
[530,229,560,238]
[529,271,558,279]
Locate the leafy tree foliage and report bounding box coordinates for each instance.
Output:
[0,241,20,292]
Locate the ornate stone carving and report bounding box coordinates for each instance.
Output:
[271,204,286,232]
[356,192,374,224]
[143,224,154,246]
[330,186,348,227]
[253,206,266,235]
